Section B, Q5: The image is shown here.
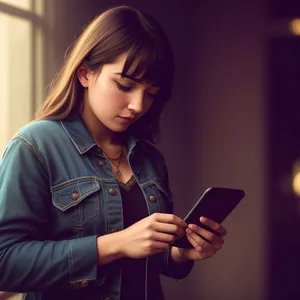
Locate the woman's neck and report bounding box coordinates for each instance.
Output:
[80,106,124,149]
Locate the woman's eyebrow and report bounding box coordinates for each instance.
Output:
[114,72,160,87]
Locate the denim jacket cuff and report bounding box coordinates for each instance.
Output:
[164,248,194,279]
[68,235,107,290]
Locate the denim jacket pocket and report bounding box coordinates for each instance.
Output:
[51,178,101,237]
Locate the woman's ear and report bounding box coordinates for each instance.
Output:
[77,66,90,88]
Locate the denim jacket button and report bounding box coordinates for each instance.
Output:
[71,192,79,200]
[98,161,105,167]
[108,188,117,196]
[149,195,156,202]
[81,280,89,288]
[111,228,120,233]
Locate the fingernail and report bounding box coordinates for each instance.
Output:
[200,216,206,222]
[186,228,192,235]
[189,224,198,231]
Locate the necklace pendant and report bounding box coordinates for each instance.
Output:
[116,168,121,177]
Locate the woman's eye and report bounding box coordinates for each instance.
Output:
[115,81,132,93]
[146,89,160,98]
[146,91,157,97]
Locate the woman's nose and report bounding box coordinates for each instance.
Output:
[127,92,144,114]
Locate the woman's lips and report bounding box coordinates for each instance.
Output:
[118,116,134,124]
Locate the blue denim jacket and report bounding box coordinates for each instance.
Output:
[0,115,193,300]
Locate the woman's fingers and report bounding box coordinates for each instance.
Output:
[186,232,204,252]
[154,222,186,238]
[186,226,224,250]
[154,213,187,229]
[200,216,227,237]
[150,231,177,244]
[185,235,216,259]
[151,213,187,237]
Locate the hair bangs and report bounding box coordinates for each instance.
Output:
[121,37,173,88]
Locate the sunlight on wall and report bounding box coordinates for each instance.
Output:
[0,0,44,156]
[0,0,44,296]
[0,14,10,157]
[0,0,30,10]
[0,13,32,154]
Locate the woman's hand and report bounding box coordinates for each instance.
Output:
[171,216,227,263]
[119,213,187,259]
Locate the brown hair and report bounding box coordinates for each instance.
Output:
[36,5,174,143]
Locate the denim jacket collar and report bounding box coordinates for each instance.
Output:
[60,115,97,154]
[60,114,146,155]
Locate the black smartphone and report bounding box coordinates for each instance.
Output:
[173,187,245,248]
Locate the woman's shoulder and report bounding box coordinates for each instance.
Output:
[18,119,62,138]
[14,119,64,146]
[142,140,165,161]
[1,120,64,165]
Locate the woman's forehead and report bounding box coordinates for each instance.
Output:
[106,53,158,84]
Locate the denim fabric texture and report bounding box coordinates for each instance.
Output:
[0,115,193,300]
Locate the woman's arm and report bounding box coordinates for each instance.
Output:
[0,137,102,292]
[151,154,194,279]
[0,137,187,292]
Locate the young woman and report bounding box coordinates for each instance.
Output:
[0,5,227,300]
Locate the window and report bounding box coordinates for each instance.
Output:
[0,0,44,155]
[0,1,45,296]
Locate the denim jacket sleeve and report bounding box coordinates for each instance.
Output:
[151,153,194,279]
[159,248,194,279]
[0,135,104,293]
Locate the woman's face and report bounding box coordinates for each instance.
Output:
[78,53,160,133]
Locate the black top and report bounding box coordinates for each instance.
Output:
[118,176,149,300]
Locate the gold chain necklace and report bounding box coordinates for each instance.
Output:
[102,147,123,177]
